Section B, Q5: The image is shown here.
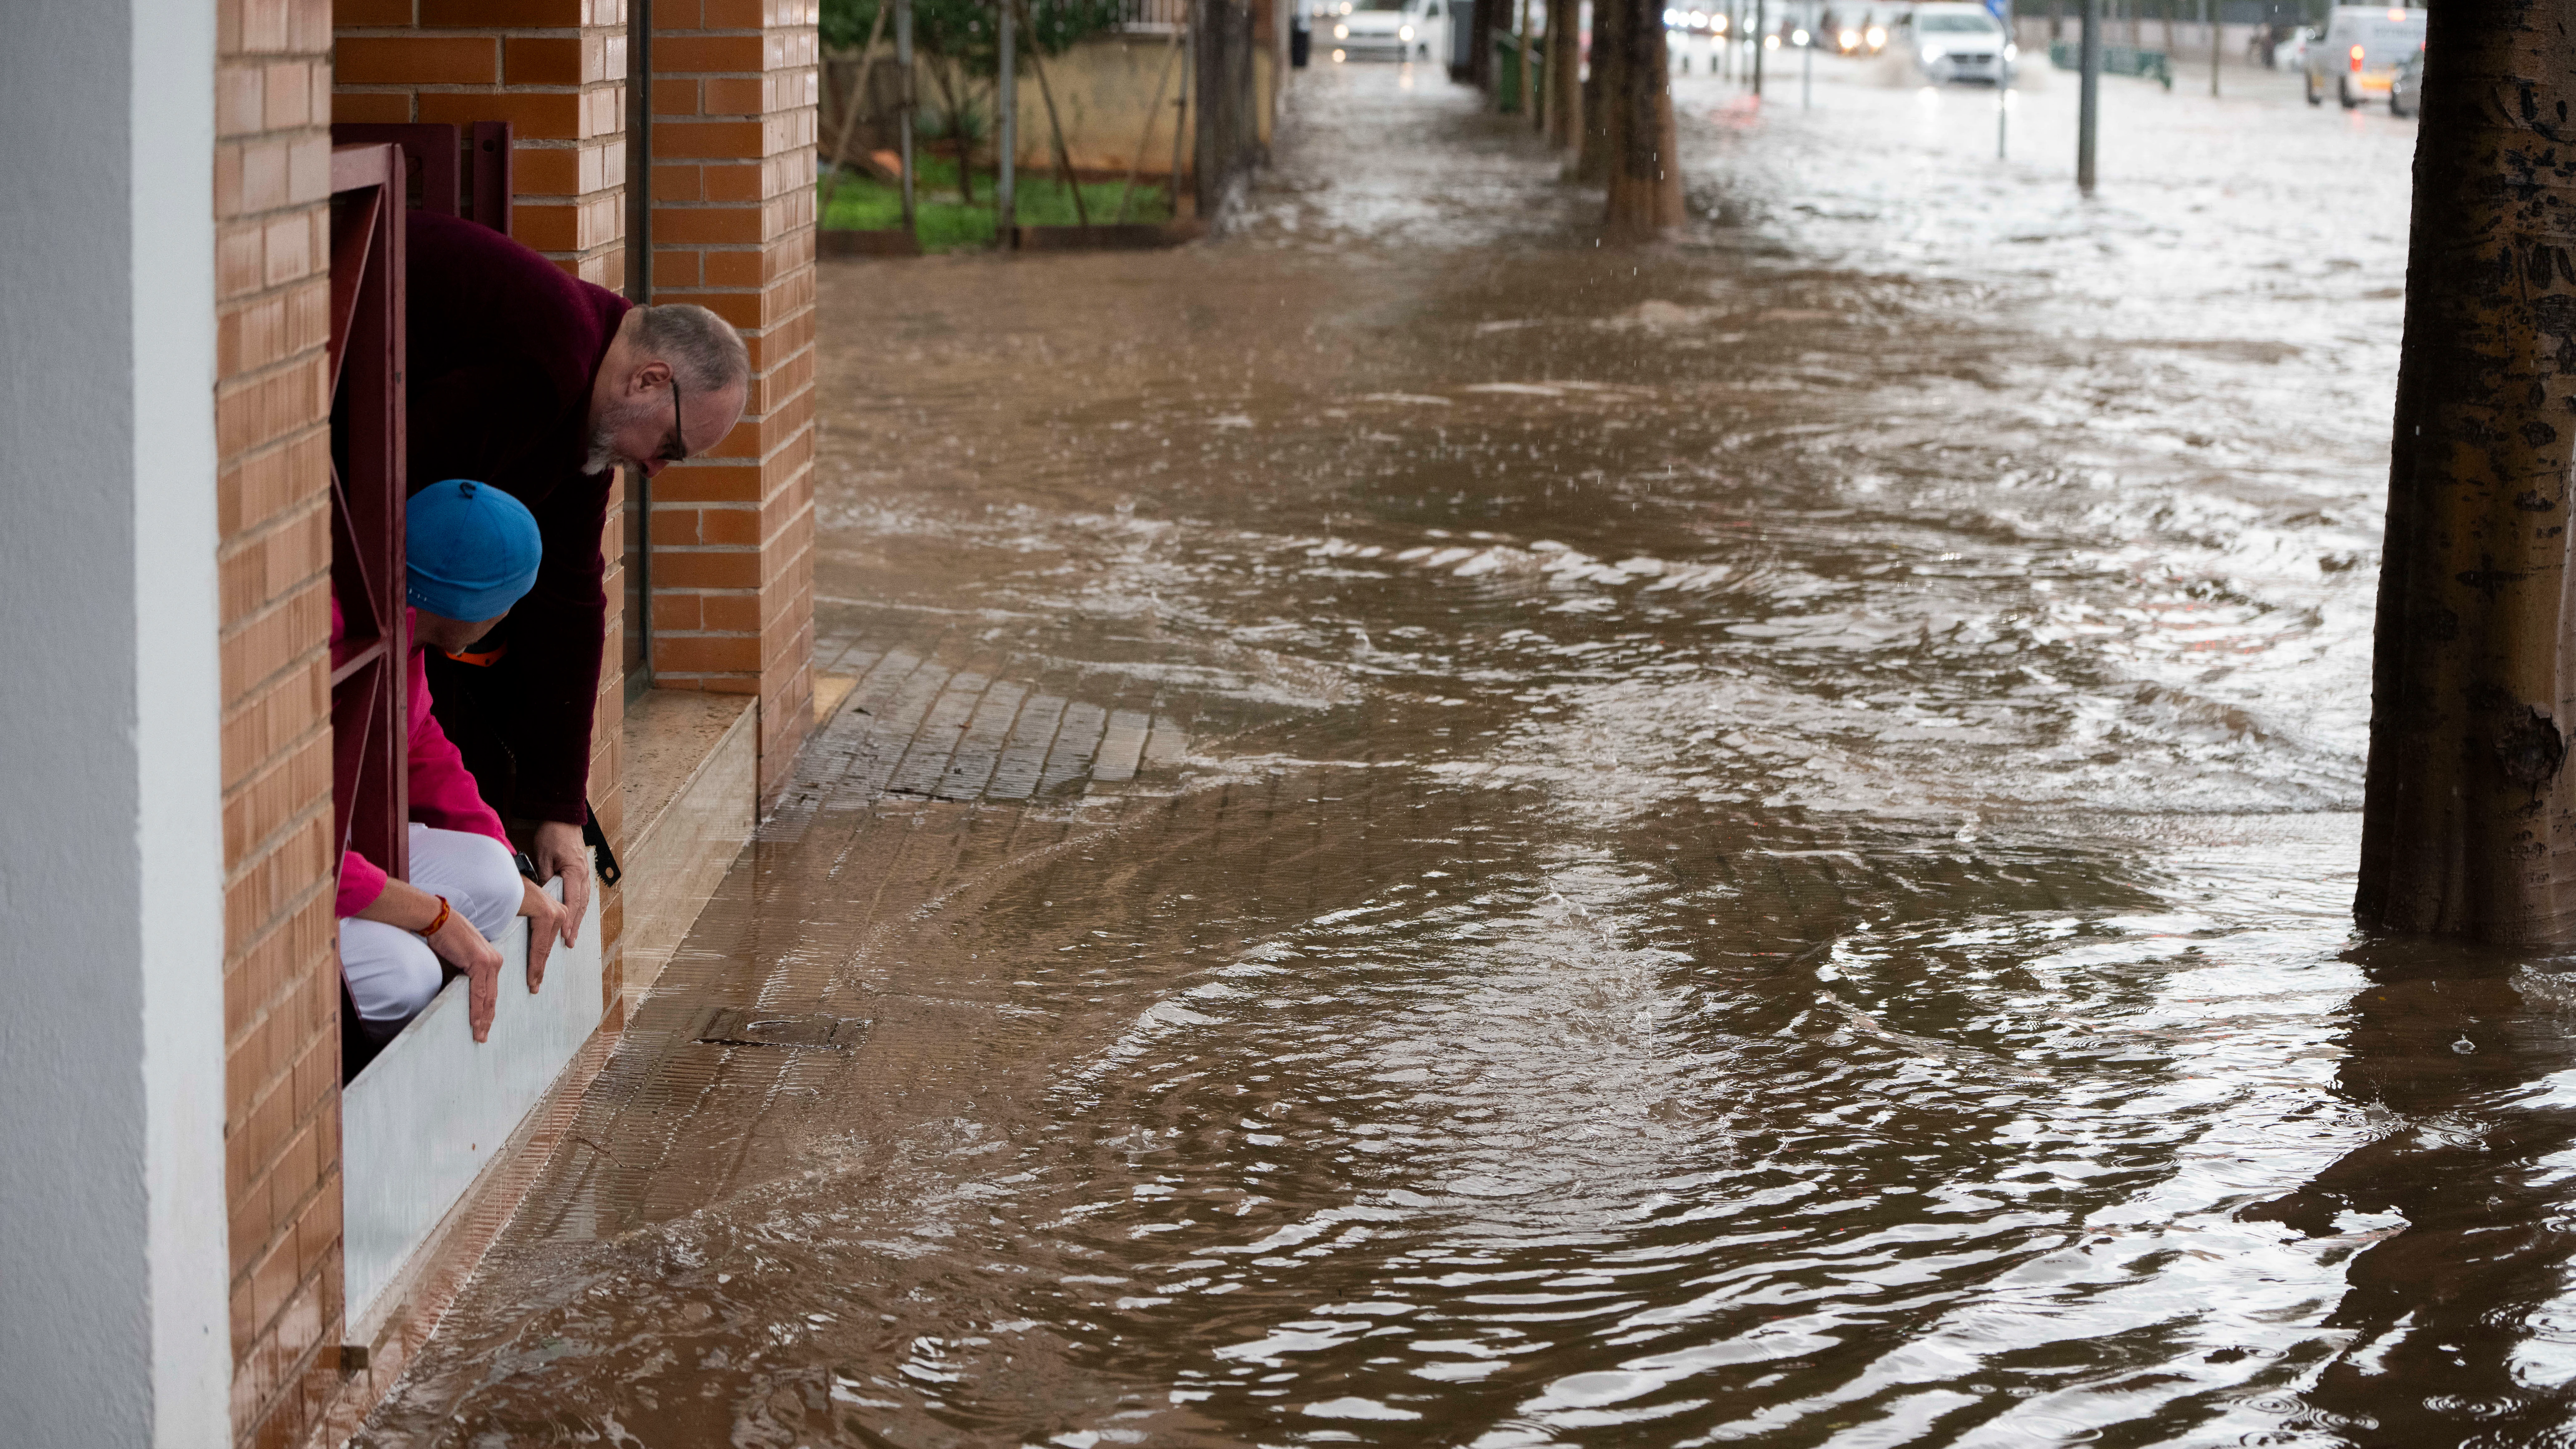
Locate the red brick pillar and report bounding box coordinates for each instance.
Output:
[219,5,345,1445]
[646,0,821,796]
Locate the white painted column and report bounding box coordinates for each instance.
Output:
[0,2,231,1444]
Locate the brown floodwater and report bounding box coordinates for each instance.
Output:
[360,56,2576,1449]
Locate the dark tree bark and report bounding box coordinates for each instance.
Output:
[1545,0,1582,158]
[2358,0,2576,941]
[1602,0,1681,238]
[1469,0,1499,89]
[1575,0,1622,182]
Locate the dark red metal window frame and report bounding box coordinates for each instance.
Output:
[327,121,513,233]
[329,144,409,887]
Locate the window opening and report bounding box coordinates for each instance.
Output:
[329,144,410,1081]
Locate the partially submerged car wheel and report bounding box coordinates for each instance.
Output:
[2304,69,2322,105]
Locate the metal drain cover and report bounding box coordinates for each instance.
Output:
[690,1006,870,1050]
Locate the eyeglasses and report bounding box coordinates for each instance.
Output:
[656,377,691,466]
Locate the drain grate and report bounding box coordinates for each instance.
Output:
[689,1006,871,1050]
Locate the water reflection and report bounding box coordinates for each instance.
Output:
[351,55,2547,1449]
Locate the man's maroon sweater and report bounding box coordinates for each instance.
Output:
[405,211,632,828]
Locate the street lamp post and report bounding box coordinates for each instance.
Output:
[2077,0,2100,190]
[1800,9,1812,106]
[2205,0,2219,95]
[1754,0,1766,92]
[997,0,1017,243]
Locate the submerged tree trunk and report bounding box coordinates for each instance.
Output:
[1576,0,1623,182]
[1601,0,1681,238]
[1546,0,1583,159]
[2358,0,2576,941]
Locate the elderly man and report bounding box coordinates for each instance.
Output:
[405,210,750,938]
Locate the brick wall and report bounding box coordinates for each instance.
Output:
[647,0,820,795]
[216,1,346,1445]
[331,0,631,287]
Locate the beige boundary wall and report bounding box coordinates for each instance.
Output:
[830,36,1278,184]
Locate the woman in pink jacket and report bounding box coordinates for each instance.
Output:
[338,480,568,1046]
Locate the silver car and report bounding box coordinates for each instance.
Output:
[1323,0,1443,59]
[1896,3,2017,84]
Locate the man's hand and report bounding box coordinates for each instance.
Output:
[529,820,591,948]
[518,876,564,994]
[424,910,505,1043]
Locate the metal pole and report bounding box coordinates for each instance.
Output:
[898,0,917,234]
[1504,0,1525,116]
[1800,11,1810,106]
[625,0,654,697]
[1753,0,1765,93]
[2077,0,2100,191]
[997,0,1017,245]
[1997,70,2007,157]
[2206,0,2219,95]
[1170,16,1192,217]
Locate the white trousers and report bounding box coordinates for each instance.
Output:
[340,824,522,1040]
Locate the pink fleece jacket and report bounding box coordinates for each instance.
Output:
[334,602,515,918]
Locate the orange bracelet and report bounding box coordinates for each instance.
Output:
[418,894,452,939]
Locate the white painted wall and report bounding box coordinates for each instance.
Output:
[0,2,231,1444]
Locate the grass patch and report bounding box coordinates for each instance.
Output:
[819,155,1172,252]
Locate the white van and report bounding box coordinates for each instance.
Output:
[2303,5,2426,109]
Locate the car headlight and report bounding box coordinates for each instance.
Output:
[1399,22,1412,37]
[1763,32,1779,48]
[1838,27,1858,46]
[1334,22,1348,37]
[1688,9,1707,25]
[1865,23,1885,45]
[2003,41,2017,59]
[1921,42,1942,62]
[1711,13,1728,31]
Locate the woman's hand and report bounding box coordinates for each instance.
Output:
[519,876,565,994]
[424,908,505,1042]
[353,876,507,1042]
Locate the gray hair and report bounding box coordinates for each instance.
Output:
[632,303,750,394]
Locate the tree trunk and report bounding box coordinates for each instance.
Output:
[1602,0,1681,238]
[1576,0,1624,182]
[1546,0,1583,157]
[1470,0,1499,89]
[2358,0,2576,942]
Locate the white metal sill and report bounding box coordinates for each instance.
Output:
[340,881,603,1335]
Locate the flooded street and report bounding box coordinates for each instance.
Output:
[355,55,2576,1448]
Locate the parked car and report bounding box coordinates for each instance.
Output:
[2258,22,2310,69]
[2303,4,2426,108]
[2387,46,2421,116]
[1893,2,2015,85]
[1325,0,1447,59]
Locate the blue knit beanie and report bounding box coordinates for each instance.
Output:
[407,480,543,620]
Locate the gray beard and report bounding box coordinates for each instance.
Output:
[583,395,658,476]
